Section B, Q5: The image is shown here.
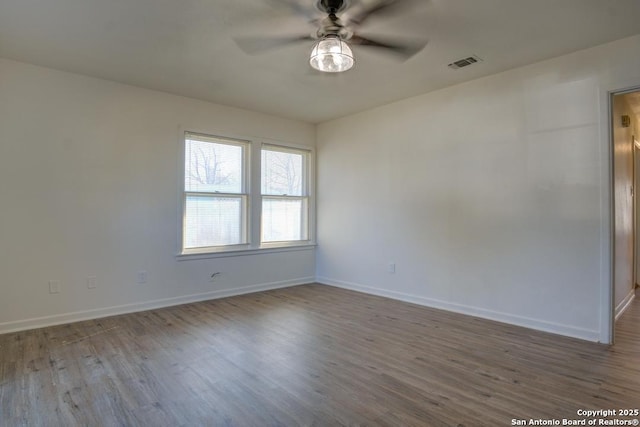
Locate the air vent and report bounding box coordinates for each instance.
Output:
[448,55,482,70]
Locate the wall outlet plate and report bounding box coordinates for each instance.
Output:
[49,280,61,294]
[137,271,147,284]
[388,263,396,274]
[87,276,97,289]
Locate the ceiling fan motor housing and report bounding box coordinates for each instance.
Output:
[316,14,352,39]
[317,0,350,14]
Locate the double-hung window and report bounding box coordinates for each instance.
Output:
[180,131,313,256]
[261,145,310,243]
[183,132,248,251]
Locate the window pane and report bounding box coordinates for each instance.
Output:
[262,198,306,242]
[261,149,304,196]
[184,196,244,248]
[185,137,243,193]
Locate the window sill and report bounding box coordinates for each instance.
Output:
[176,243,316,261]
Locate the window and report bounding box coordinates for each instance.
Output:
[180,131,313,256]
[183,133,248,250]
[261,145,309,243]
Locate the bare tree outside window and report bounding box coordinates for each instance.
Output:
[262,149,303,196]
[186,138,242,193]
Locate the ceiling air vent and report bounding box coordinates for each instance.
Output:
[448,55,482,70]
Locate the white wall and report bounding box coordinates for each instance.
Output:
[0,58,316,333]
[4,37,640,342]
[316,35,640,343]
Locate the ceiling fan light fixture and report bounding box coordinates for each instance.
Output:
[309,36,354,73]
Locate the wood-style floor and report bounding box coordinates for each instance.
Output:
[1,284,639,426]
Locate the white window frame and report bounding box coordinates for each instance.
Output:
[177,130,315,259]
[181,132,250,254]
[261,143,312,246]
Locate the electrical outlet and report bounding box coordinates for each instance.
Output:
[137,271,147,284]
[87,276,97,289]
[49,280,61,294]
[387,263,396,274]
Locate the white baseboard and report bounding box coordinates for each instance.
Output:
[615,289,636,321]
[3,276,606,343]
[0,277,314,334]
[316,276,601,342]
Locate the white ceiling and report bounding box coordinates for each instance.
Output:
[1,0,640,123]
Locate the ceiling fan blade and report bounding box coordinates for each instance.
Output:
[234,35,314,55]
[344,0,420,27]
[266,0,321,22]
[350,34,427,60]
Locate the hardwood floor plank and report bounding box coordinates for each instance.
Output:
[1,284,639,426]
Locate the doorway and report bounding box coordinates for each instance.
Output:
[611,89,640,340]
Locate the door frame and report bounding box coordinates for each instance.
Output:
[609,86,640,344]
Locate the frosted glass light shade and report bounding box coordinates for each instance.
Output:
[309,37,354,73]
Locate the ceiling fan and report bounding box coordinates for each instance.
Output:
[234,0,428,73]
